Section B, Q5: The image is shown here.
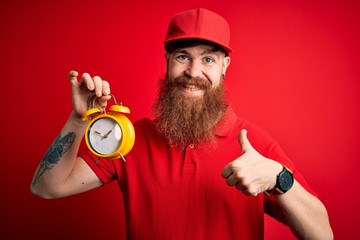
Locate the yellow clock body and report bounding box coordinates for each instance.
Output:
[82,104,135,161]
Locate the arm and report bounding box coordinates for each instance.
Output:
[275,180,333,240]
[222,129,333,240]
[30,71,111,199]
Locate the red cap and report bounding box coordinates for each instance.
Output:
[164,8,232,53]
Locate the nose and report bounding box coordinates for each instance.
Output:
[185,60,203,78]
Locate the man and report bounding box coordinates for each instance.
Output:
[31,8,333,239]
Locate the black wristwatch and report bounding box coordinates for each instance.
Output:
[265,165,294,196]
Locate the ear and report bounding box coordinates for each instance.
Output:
[222,56,231,75]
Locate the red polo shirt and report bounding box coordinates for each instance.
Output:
[81,107,314,239]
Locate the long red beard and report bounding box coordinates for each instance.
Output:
[152,75,228,150]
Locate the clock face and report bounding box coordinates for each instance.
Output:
[88,117,122,155]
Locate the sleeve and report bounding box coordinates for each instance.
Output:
[80,151,117,184]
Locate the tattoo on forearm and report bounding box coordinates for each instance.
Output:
[32,132,76,186]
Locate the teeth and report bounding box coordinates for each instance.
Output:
[184,85,199,91]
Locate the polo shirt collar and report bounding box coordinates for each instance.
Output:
[214,106,237,137]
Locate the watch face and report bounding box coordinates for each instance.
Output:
[279,170,294,191]
[88,117,122,155]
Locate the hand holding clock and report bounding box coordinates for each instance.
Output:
[68,70,112,118]
[68,70,135,160]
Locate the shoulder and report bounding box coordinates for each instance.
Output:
[132,117,164,144]
[133,117,156,134]
[229,111,280,157]
[229,109,276,147]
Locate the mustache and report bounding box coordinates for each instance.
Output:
[173,75,211,90]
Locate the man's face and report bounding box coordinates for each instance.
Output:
[166,44,231,96]
[152,44,231,149]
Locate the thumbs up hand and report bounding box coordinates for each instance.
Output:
[221,129,283,196]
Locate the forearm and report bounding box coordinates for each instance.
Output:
[276,180,333,240]
[31,111,87,198]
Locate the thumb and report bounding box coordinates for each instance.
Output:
[68,70,81,95]
[238,129,254,153]
[68,70,79,85]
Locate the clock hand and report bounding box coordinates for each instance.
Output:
[103,129,112,139]
[94,131,105,139]
[103,124,117,139]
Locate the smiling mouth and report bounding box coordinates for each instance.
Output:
[183,84,201,91]
[181,84,205,97]
[174,76,209,94]
[183,85,200,91]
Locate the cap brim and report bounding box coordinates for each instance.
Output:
[164,36,232,53]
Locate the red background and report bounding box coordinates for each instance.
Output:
[1,0,359,239]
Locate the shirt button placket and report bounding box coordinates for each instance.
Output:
[183,143,196,170]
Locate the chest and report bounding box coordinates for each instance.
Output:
[122,132,243,199]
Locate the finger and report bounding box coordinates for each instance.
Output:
[68,70,81,94]
[237,185,253,196]
[68,70,78,83]
[102,80,111,95]
[92,76,103,97]
[236,183,258,197]
[96,95,112,108]
[235,182,245,191]
[238,129,253,153]
[80,73,95,91]
[246,189,260,197]
[221,164,233,179]
[225,173,239,186]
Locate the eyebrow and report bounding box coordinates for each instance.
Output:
[173,49,189,55]
[174,49,221,58]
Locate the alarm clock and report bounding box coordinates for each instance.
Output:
[82,94,135,161]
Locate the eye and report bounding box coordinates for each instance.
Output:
[203,57,215,63]
[175,55,189,62]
